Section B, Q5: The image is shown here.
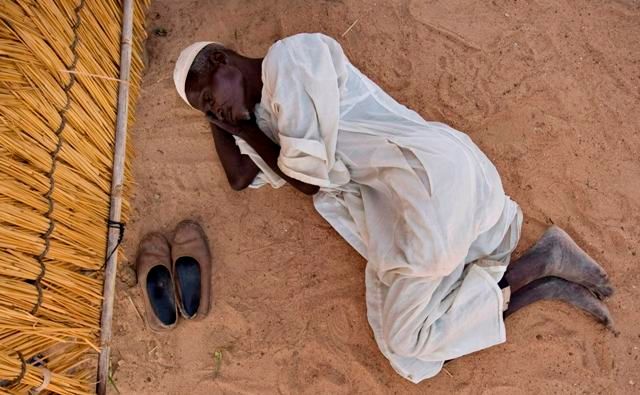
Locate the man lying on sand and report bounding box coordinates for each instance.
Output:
[173,33,614,382]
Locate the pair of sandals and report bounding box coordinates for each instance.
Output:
[136,220,211,331]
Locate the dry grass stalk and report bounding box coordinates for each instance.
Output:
[0,0,149,392]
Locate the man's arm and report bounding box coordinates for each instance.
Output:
[210,123,260,191]
[209,118,320,195]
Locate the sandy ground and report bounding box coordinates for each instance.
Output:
[109,1,640,393]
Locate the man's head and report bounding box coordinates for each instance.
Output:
[174,42,255,124]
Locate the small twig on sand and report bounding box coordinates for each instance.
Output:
[414,19,481,51]
[148,345,158,355]
[443,367,453,377]
[108,371,121,394]
[213,350,223,378]
[342,19,360,37]
[127,294,143,323]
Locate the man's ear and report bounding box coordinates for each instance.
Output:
[209,50,227,66]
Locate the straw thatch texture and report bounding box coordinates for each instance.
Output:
[0,0,148,393]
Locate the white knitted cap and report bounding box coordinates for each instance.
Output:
[173,41,220,107]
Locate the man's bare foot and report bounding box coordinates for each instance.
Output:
[536,226,613,298]
[504,277,615,330]
[506,226,614,299]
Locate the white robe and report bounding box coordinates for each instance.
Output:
[236,33,522,382]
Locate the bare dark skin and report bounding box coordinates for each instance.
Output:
[184,46,318,195]
[504,226,614,327]
[184,44,615,342]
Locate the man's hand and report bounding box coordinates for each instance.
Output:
[208,114,320,196]
[209,122,260,191]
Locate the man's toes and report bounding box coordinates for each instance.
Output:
[580,260,614,299]
[558,280,614,329]
[591,299,614,329]
[587,263,611,284]
[548,226,614,294]
[592,283,615,300]
[510,277,615,330]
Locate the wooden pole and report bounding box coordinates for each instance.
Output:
[97,0,134,393]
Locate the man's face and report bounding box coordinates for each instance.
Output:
[186,59,251,124]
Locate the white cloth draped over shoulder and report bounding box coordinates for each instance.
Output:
[236,33,522,382]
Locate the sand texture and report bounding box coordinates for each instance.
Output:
[110,1,640,393]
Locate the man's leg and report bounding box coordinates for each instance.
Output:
[443,226,616,367]
[504,277,614,328]
[504,226,613,298]
[444,275,614,368]
[500,226,615,329]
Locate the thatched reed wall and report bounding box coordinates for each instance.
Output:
[0,1,148,393]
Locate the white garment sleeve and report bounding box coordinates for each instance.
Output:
[233,135,286,189]
[262,34,350,187]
